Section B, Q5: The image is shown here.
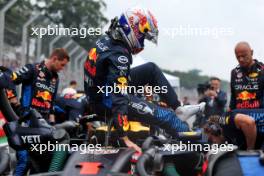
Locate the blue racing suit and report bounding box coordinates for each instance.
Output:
[83,35,188,138]
[219,109,264,149]
[230,59,264,110]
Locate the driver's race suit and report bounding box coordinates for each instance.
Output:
[230,59,264,110]
[84,35,188,138]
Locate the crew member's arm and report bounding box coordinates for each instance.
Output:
[11,64,35,84]
[234,113,257,150]
[215,91,227,107]
[1,64,34,87]
[0,68,23,116]
[0,70,12,89]
[108,53,141,152]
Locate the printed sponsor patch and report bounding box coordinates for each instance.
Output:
[118,56,128,64]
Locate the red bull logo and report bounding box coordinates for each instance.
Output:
[84,59,96,77]
[118,114,129,131]
[122,115,129,131]
[32,98,51,109]
[139,20,150,34]
[236,100,260,109]
[133,11,151,33]
[36,91,52,101]
[236,91,256,101]
[88,48,98,63]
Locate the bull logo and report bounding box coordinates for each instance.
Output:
[36,91,52,101]
[88,48,98,63]
[236,91,256,101]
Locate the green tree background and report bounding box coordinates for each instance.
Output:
[163,69,229,91]
[35,0,108,50]
[0,0,108,50]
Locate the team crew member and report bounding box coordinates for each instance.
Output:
[0,48,69,176]
[0,66,21,114]
[13,49,69,121]
[204,110,264,150]
[84,8,189,152]
[230,42,264,110]
[61,80,78,98]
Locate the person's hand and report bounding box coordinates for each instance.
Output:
[158,101,168,107]
[205,90,217,97]
[204,89,210,96]
[210,90,217,97]
[121,136,142,153]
